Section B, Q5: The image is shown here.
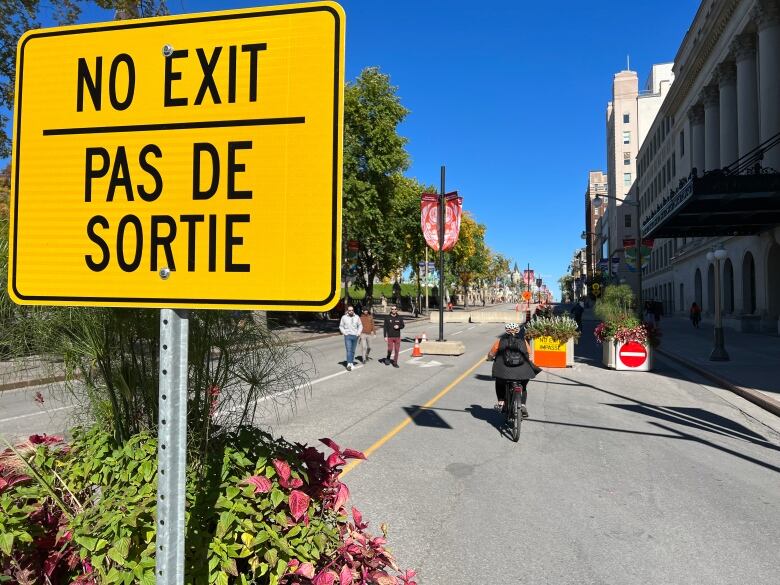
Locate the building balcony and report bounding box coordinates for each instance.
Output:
[641,133,780,239]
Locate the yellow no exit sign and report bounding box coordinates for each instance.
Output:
[9,1,344,310]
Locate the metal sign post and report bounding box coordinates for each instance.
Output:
[156,308,189,584]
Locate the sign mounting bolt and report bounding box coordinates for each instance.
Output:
[162,44,174,57]
[159,267,171,280]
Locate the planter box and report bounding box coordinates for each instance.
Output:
[602,340,616,369]
[614,340,653,371]
[530,337,574,368]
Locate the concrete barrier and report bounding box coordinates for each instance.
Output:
[469,311,526,324]
[429,312,471,323]
[420,340,466,356]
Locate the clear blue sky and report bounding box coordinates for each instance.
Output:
[7,0,701,297]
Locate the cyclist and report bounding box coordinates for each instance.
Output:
[487,322,539,418]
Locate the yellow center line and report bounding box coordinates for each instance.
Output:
[340,356,487,478]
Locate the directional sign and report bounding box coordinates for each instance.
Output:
[618,341,648,369]
[9,2,345,310]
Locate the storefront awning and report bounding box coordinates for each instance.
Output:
[641,172,780,238]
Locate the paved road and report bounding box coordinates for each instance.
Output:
[4,307,780,584]
[256,312,780,585]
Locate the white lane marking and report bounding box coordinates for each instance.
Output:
[466,325,477,331]
[451,330,464,336]
[419,360,444,368]
[0,404,77,423]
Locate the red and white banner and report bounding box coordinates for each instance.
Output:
[523,270,535,286]
[421,192,463,252]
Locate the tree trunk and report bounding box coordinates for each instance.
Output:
[365,266,376,306]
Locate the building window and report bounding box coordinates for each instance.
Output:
[623,113,630,124]
[679,130,685,156]
[624,152,631,165]
[624,214,632,228]
[623,131,631,144]
[624,172,632,186]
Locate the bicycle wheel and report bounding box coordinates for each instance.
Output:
[511,391,521,442]
[504,383,513,427]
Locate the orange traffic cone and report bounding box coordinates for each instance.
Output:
[421,332,428,342]
[411,336,423,357]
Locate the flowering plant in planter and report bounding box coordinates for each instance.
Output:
[524,315,580,344]
[595,319,661,347]
[593,285,661,348]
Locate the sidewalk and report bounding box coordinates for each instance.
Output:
[0,304,466,391]
[655,316,780,416]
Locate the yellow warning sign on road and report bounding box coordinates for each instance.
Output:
[9,2,344,310]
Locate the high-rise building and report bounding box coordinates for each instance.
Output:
[604,64,674,289]
[585,170,607,283]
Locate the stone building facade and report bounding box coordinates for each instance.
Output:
[639,0,780,334]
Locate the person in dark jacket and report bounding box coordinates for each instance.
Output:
[380,305,405,367]
[487,323,540,418]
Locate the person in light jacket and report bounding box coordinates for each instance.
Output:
[338,305,363,371]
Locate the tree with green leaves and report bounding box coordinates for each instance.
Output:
[0,1,168,159]
[558,274,575,303]
[343,67,411,304]
[448,212,489,308]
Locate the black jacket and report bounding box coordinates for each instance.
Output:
[383,315,405,338]
[490,333,539,381]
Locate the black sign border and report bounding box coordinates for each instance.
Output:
[11,4,342,308]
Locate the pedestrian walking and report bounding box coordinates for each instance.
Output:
[358,306,376,362]
[689,302,701,329]
[338,305,363,371]
[643,301,656,326]
[380,294,388,314]
[380,305,405,368]
[570,300,584,331]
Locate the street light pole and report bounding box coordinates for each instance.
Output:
[707,246,730,361]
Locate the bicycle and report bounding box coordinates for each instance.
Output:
[504,380,526,442]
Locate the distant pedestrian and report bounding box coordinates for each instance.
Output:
[338,305,363,371]
[381,294,388,313]
[570,300,584,330]
[358,306,376,362]
[643,301,656,326]
[381,305,405,368]
[690,302,701,329]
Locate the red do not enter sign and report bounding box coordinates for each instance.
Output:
[618,341,647,368]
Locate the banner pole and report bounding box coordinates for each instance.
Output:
[438,165,445,342]
[425,248,429,313]
[156,308,189,585]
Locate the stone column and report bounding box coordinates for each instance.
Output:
[701,85,721,171]
[731,33,759,161]
[717,62,738,169]
[688,104,705,175]
[754,0,780,171]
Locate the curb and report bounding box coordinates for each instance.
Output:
[0,374,67,392]
[657,348,780,418]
